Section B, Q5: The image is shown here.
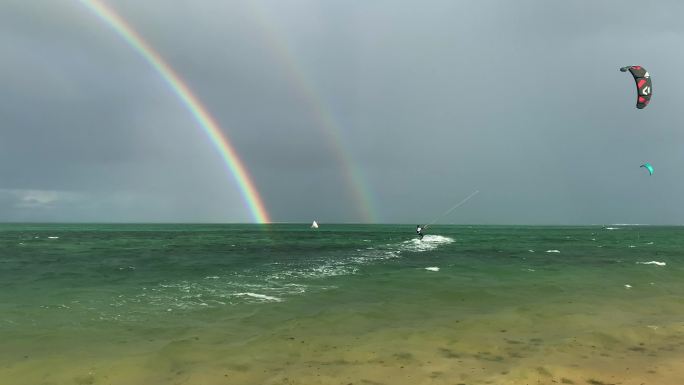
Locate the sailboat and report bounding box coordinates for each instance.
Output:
[311,220,319,229]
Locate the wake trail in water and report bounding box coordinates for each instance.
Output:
[101,232,457,312]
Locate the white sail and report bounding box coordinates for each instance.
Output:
[311,220,319,229]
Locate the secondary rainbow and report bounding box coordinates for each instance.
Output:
[246,3,378,223]
[78,0,271,223]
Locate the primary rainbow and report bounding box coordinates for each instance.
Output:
[78,0,271,223]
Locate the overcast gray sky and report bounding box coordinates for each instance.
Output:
[2,0,684,224]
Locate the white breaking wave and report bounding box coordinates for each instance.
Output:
[546,249,560,253]
[604,227,620,230]
[637,261,666,266]
[233,292,282,302]
[425,267,440,272]
[47,236,59,239]
[400,235,454,252]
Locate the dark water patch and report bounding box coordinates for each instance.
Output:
[392,352,414,361]
[628,346,646,352]
[227,363,251,372]
[438,347,460,358]
[561,378,575,384]
[305,359,353,366]
[73,374,95,385]
[536,366,552,377]
[429,371,443,378]
[586,380,615,385]
[473,351,505,362]
[330,359,351,365]
[276,377,296,385]
[360,379,385,385]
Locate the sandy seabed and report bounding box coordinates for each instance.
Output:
[3,306,683,385]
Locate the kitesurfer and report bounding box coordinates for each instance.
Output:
[416,225,425,240]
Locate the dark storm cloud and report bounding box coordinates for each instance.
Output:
[0,0,252,221]
[2,0,684,223]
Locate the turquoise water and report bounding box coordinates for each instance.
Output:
[1,224,683,384]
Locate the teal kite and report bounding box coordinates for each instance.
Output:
[640,163,654,175]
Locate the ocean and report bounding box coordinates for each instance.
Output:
[1,224,683,385]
